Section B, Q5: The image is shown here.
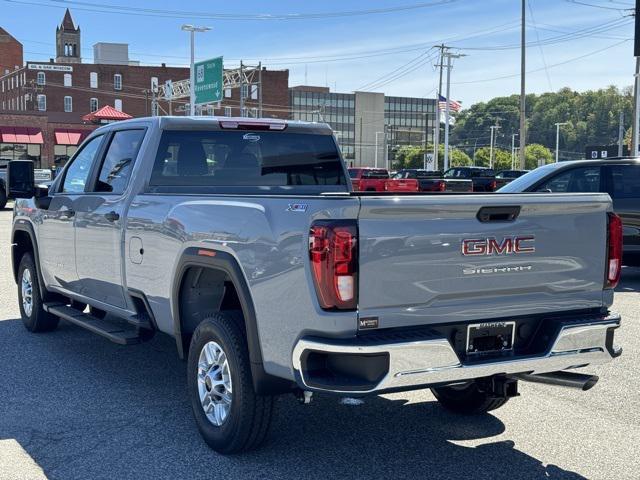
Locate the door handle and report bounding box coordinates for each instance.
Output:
[61,209,75,218]
[105,211,120,222]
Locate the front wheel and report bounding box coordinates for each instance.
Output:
[18,253,59,332]
[187,312,274,454]
[431,381,509,414]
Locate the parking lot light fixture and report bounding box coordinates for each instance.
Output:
[181,24,212,116]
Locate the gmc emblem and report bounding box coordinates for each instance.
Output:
[462,236,535,256]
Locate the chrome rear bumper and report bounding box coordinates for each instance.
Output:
[292,314,621,395]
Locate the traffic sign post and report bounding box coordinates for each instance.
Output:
[194,56,223,105]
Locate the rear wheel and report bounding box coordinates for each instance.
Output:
[431,381,509,414]
[187,312,274,454]
[18,253,59,333]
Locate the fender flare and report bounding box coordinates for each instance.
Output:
[11,220,47,299]
[171,247,291,394]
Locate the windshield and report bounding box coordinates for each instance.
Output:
[497,164,561,192]
[348,169,359,178]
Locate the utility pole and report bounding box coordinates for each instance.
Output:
[519,0,527,169]
[555,122,568,163]
[489,125,499,169]
[240,61,245,117]
[633,0,640,156]
[618,111,625,157]
[433,44,446,171]
[443,50,464,171]
[511,133,518,169]
[181,24,211,116]
[258,61,263,117]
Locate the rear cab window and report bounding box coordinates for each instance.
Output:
[607,164,640,199]
[149,130,348,193]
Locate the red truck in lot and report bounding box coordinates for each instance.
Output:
[387,169,473,193]
[348,168,389,191]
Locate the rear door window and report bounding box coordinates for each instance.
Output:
[607,164,640,199]
[535,167,601,193]
[93,129,145,194]
[150,130,347,188]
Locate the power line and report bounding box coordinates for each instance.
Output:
[2,0,461,20]
[453,39,631,85]
[563,0,634,12]
[528,0,553,91]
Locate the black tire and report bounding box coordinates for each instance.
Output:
[17,253,59,333]
[0,187,7,210]
[187,311,274,454]
[431,381,509,414]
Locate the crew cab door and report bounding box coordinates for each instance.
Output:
[74,129,146,309]
[39,134,106,291]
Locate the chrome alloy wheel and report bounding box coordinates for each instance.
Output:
[21,268,33,317]
[197,341,233,426]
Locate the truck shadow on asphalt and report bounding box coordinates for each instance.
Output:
[0,318,585,480]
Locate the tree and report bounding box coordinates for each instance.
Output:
[473,147,511,170]
[393,144,472,170]
[524,143,553,170]
[451,86,633,159]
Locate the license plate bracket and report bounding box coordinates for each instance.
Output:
[466,321,515,355]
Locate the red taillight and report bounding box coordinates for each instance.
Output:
[309,221,358,310]
[490,180,497,191]
[606,212,623,289]
[438,180,446,192]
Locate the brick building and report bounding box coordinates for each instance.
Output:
[0,27,23,76]
[0,9,290,168]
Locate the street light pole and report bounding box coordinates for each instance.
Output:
[511,133,518,169]
[181,24,211,116]
[374,131,384,168]
[555,122,568,163]
[489,125,499,169]
[442,50,464,171]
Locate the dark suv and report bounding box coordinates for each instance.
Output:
[499,159,640,265]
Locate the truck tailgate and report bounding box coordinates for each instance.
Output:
[357,193,611,329]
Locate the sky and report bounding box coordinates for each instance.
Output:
[0,0,636,107]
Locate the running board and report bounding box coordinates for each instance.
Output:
[43,303,145,345]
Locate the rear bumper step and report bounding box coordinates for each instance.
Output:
[292,313,621,395]
[43,303,145,345]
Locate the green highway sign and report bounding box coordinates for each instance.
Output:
[194,56,223,104]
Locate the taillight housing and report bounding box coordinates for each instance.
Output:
[606,212,623,289]
[309,221,358,310]
[438,180,446,192]
[490,180,497,191]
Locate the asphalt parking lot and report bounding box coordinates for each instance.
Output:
[0,206,638,480]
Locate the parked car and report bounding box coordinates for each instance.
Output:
[7,117,623,454]
[388,169,472,192]
[499,159,640,265]
[496,169,529,183]
[348,167,389,191]
[0,166,7,209]
[443,166,508,192]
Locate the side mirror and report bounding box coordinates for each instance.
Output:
[7,160,35,199]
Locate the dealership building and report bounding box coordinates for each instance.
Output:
[290,86,437,167]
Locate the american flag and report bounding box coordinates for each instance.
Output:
[438,95,462,113]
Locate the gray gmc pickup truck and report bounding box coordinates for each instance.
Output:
[7,117,623,454]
